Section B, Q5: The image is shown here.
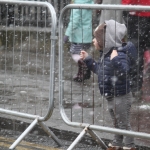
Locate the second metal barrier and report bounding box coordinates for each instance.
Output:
[59,4,150,150]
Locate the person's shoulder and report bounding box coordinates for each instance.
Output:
[117,50,126,56]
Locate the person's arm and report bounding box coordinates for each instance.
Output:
[80,50,99,75]
[111,52,130,77]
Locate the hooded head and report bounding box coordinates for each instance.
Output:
[94,20,127,54]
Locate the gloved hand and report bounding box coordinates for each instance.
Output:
[63,35,69,43]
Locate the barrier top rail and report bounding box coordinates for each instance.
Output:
[60,4,150,11]
[0,0,57,122]
[59,4,150,141]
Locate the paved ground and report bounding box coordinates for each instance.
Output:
[0,117,107,150]
[0,136,60,150]
[0,116,149,150]
[0,41,149,149]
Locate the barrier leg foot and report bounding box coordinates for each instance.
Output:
[9,118,38,150]
[38,121,62,147]
[67,127,87,150]
[88,128,108,149]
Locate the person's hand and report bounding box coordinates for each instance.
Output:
[63,35,69,43]
[110,50,118,60]
[80,50,89,60]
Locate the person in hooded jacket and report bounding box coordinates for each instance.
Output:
[80,20,137,150]
[64,0,93,82]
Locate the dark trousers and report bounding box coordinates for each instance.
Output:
[107,93,135,147]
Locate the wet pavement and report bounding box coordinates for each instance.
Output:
[0,136,60,150]
[0,117,106,150]
[0,32,149,149]
[0,116,149,150]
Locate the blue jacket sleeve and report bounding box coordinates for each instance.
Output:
[83,56,99,75]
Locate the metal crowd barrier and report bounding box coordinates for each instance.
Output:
[0,0,62,149]
[59,4,150,150]
[0,0,70,28]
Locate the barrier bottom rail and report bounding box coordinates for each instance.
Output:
[0,109,63,149]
